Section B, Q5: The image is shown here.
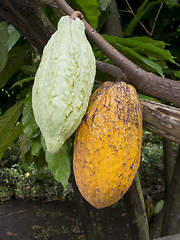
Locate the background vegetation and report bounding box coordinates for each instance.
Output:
[0,0,179,239]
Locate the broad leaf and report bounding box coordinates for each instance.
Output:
[98,0,111,11]
[175,71,180,78]
[18,133,32,159]
[129,36,167,49]
[112,36,175,63]
[31,135,42,156]
[22,90,38,138]
[140,56,164,76]
[42,137,70,189]
[21,65,37,75]
[68,0,100,29]
[0,22,8,72]
[8,25,21,51]
[0,46,28,89]
[0,122,23,160]
[34,148,47,171]
[10,77,34,89]
[0,100,24,146]
[165,0,179,8]
[100,35,176,76]
[138,93,160,102]
[22,149,34,170]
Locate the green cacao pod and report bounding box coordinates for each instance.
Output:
[32,16,96,154]
[73,81,142,209]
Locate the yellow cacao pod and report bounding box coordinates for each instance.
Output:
[32,16,96,154]
[73,81,142,209]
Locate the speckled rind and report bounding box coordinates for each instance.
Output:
[73,81,142,209]
[32,16,96,153]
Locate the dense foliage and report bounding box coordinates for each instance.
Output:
[0,0,179,193]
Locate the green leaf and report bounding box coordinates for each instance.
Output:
[42,137,70,189]
[18,133,32,159]
[112,36,175,63]
[129,36,167,49]
[123,0,150,36]
[22,90,38,138]
[31,135,42,156]
[8,24,21,51]
[140,56,164,77]
[175,71,180,78]
[10,77,34,89]
[0,121,23,160]
[165,0,179,8]
[0,22,8,72]
[0,46,27,89]
[68,0,100,29]
[34,148,47,171]
[101,34,175,75]
[22,149,34,170]
[98,0,111,11]
[21,65,37,75]
[138,94,160,102]
[0,100,24,146]
[123,0,165,36]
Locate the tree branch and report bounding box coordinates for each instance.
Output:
[124,173,150,240]
[95,61,180,107]
[142,101,180,144]
[0,0,179,143]
[0,0,179,108]
[1,0,179,107]
[0,0,55,53]
[97,61,180,143]
[54,0,180,107]
[103,0,123,38]
[161,146,180,236]
[9,0,49,8]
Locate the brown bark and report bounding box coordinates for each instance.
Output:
[162,139,175,191]
[142,101,180,144]
[150,140,175,239]
[70,156,106,240]
[150,208,164,239]
[0,0,55,53]
[103,0,123,37]
[161,146,180,236]
[124,173,150,240]
[8,0,48,8]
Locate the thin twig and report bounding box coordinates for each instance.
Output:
[150,3,163,37]
[47,4,58,9]
[119,9,133,14]
[125,0,151,36]
[46,0,59,8]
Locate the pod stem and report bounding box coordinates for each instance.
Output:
[70,11,84,20]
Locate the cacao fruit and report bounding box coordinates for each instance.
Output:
[32,16,96,154]
[73,81,142,209]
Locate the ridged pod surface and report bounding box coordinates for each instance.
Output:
[73,81,142,209]
[32,16,96,153]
